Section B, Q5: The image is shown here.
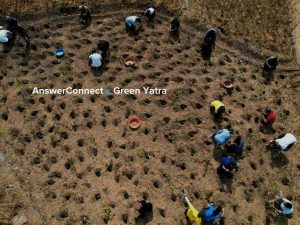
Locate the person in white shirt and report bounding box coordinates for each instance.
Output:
[274,195,294,219]
[125,16,142,33]
[145,8,155,22]
[89,49,102,69]
[0,26,13,44]
[272,133,297,151]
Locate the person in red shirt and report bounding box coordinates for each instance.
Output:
[262,108,276,124]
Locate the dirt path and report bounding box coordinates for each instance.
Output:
[293,0,300,65]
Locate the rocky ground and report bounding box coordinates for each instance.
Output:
[0,3,300,225]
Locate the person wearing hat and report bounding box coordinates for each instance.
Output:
[210,100,225,119]
[170,18,180,35]
[201,28,217,58]
[270,133,297,152]
[144,8,156,23]
[79,5,91,24]
[262,108,276,125]
[211,128,232,146]
[125,16,142,33]
[263,56,278,71]
[89,49,102,69]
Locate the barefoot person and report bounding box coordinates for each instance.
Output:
[210,100,225,120]
[270,133,297,152]
[125,16,142,33]
[79,5,91,24]
[145,7,156,23]
[89,49,102,70]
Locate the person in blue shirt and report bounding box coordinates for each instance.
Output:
[225,135,244,157]
[125,16,142,33]
[199,203,224,223]
[217,155,238,179]
[211,128,232,145]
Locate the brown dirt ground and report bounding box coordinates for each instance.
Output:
[0,3,300,225]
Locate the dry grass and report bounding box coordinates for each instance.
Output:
[186,0,295,54]
[0,0,295,54]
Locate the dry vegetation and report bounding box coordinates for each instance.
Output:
[0,0,295,54]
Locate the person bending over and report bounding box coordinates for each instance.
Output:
[89,49,102,70]
[125,16,142,33]
[145,8,156,23]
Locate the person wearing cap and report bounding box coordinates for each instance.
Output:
[199,203,224,223]
[183,192,201,225]
[270,133,297,152]
[274,195,294,218]
[263,56,278,71]
[125,16,142,33]
[225,135,244,157]
[79,5,91,24]
[210,100,225,119]
[201,28,217,58]
[211,128,232,146]
[170,18,180,35]
[144,8,156,23]
[262,108,276,125]
[89,49,102,69]
[97,40,110,62]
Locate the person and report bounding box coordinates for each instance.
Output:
[211,128,232,146]
[225,135,244,157]
[97,40,110,62]
[199,203,224,223]
[271,133,297,151]
[217,155,238,179]
[145,8,156,23]
[89,49,102,69]
[182,192,201,225]
[274,195,294,218]
[134,199,153,223]
[201,28,217,58]
[5,16,30,44]
[263,56,278,71]
[210,100,225,119]
[170,18,180,35]
[79,5,91,24]
[125,16,142,33]
[0,26,13,44]
[5,16,18,34]
[262,108,276,125]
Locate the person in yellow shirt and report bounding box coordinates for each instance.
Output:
[210,100,225,119]
[183,192,202,225]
